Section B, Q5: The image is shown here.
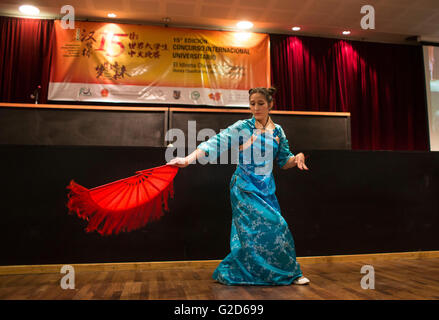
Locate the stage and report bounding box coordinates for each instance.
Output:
[0,252,438,299]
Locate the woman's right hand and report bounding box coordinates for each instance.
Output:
[167,157,189,168]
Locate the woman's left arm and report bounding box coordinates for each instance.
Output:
[281,153,308,170]
[276,126,309,171]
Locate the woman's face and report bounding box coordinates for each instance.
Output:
[249,93,272,122]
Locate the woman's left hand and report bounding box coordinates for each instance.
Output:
[294,153,309,170]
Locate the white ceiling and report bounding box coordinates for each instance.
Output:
[1,0,439,44]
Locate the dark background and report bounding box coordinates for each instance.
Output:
[170,111,351,150]
[0,145,437,266]
[0,106,351,150]
[0,107,168,147]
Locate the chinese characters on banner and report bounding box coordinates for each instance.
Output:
[48,21,270,106]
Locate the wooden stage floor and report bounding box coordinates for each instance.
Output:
[0,256,438,300]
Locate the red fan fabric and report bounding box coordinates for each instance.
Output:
[66,164,179,236]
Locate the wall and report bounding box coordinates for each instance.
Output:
[0,145,437,265]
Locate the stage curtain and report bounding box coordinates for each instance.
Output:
[0,16,54,103]
[270,34,429,151]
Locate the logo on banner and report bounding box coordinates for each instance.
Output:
[209,92,221,101]
[101,89,109,97]
[173,90,181,100]
[143,89,165,99]
[153,89,165,99]
[79,87,91,96]
[191,91,200,101]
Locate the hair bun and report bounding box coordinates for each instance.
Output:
[248,87,277,103]
[267,87,277,95]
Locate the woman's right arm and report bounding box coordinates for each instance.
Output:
[167,120,243,168]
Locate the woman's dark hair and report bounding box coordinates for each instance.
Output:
[248,87,277,103]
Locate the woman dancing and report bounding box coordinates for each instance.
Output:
[167,87,310,285]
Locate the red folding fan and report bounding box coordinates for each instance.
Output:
[66,164,179,236]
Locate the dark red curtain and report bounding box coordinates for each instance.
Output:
[270,34,429,151]
[0,16,54,103]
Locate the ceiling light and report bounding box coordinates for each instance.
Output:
[108,13,116,18]
[19,5,40,16]
[292,27,301,31]
[342,30,351,35]
[236,21,253,30]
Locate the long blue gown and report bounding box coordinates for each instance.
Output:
[197,116,303,285]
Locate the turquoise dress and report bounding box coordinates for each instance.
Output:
[197,116,303,285]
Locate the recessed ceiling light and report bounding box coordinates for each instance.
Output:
[108,13,116,18]
[236,21,253,30]
[292,27,301,31]
[19,5,40,16]
[342,30,351,35]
